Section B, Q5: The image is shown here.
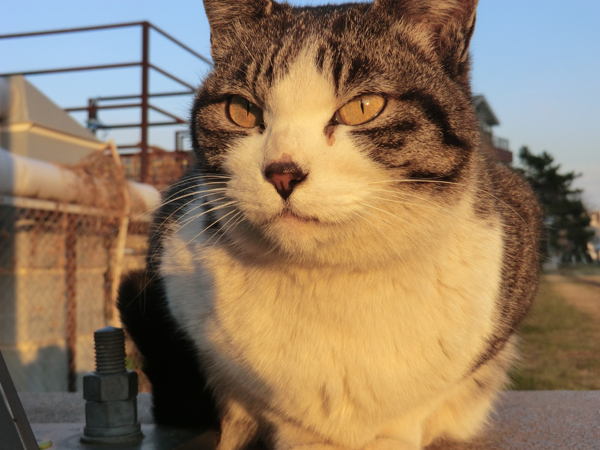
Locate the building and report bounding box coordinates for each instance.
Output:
[473,95,513,165]
[0,76,104,164]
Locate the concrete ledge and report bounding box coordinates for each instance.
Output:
[19,391,600,449]
[428,391,600,449]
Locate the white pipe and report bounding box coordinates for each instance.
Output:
[107,140,130,326]
[0,146,161,217]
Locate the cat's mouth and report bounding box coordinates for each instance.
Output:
[277,209,320,223]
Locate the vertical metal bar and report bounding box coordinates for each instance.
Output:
[87,98,98,135]
[103,230,115,325]
[140,22,150,184]
[65,214,77,392]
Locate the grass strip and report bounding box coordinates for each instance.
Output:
[510,277,600,390]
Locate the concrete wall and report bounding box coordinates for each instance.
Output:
[0,204,147,392]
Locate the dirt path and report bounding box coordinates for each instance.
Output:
[545,274,600,320]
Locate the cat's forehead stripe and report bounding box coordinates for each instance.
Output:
[269,47,336,120]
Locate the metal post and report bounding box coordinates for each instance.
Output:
[102,231,116,325]
[140,22,150,184]
[65,214,77,392]
[87,98,98,134]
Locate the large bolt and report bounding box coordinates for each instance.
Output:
[94,326,127,374]
[81,326,143,445]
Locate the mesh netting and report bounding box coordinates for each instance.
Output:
[0,151,151,392]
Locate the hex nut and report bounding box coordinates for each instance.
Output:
[83,370,138,402]
[85,399,138,428]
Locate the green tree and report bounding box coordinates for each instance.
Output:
[516,146,594,263]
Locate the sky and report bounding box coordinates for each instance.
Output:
[1,0,599,208]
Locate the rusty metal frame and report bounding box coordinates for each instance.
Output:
[0,21,212,183]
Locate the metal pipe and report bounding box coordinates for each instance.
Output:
[65,214,78,393]
[94,91,194,101]
[67,102,185,123]
[96,121,183,129]
[0,21,212,66]
[149,63,196,91]
[149,104,187,123]
[149,23,213,66]
[0,22,145,40]
[0,146,161,217]
[65,102,141,112]
[0,62,140,78]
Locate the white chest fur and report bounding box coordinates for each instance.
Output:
[160,207,503,443]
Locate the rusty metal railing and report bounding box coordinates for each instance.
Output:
[0,21,212,183]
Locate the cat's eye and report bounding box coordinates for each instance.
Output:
[228,95,263,128]
[336,94,386,126]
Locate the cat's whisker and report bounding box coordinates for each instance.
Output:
[156,188,229,219]
[182,208,241,250]
[159,180,229,204]
[368,178,538,254]
[151,201,237,263]
[370,196,458,219]
[148,192,230,244]
[206,210,246,248]
[160,173,230,192]
[361,202,431,235]
[141,208,242,295]
[150,175,230,207]
[131,180,230,225]
[174,199,237,231]
[160,188,229,210]
[372,178,529,226]
[147,199,237,264]
[366,189,464,220]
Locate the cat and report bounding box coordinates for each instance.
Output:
[118,0,541,449]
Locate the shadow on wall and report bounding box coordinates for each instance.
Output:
[0,203,110,392]
[2,345,68,392]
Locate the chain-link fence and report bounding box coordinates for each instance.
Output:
[0,151,152,392]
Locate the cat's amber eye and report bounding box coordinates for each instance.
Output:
[228,95,263,128]
[336,94,386,126]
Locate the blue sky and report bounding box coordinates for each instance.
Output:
[1,0,599,207]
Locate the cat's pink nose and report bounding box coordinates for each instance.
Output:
[265,161,307,200]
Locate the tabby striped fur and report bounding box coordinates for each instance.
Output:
[119,1,540,448]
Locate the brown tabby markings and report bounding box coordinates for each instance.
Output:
[120,0,541,448]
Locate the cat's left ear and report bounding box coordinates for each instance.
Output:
[372,0,478,77]
[203,0,275,61]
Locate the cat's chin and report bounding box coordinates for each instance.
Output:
[265,210,329,245]
[225,209,340,261]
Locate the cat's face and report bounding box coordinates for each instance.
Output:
[189,0,480,266]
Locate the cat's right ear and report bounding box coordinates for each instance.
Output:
[203,0,274,61]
